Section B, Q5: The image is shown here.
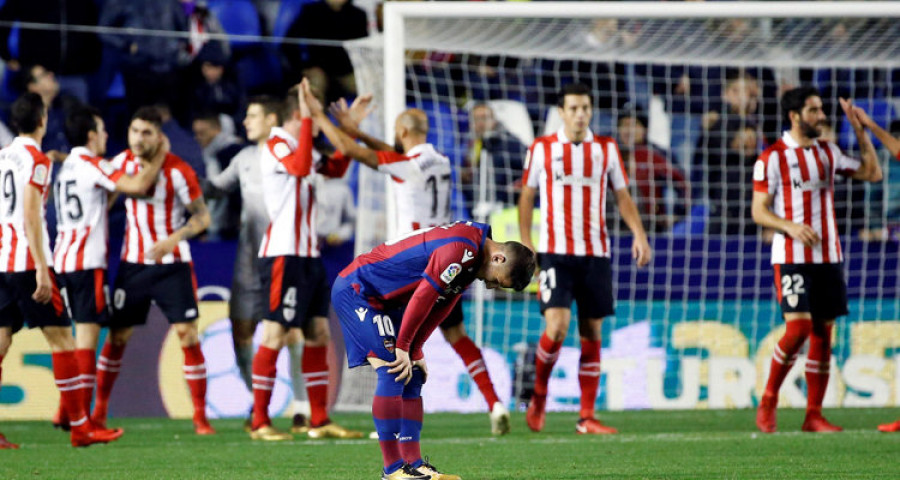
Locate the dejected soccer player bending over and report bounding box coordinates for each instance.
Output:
[753,88,882,433]
[332,222,535,480]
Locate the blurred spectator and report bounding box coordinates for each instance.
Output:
[0,118,13,147]
[99,0,190,116]
[157,103,206,178]
[194,112,243,239]
[0,0,101,103]
[462,103,526,216]
[281,0,368,103]
[22,64,82,152]
[180,0,232,126]
[692,72,761,235]
[191,48,244,131]
[316,176,357,285]
[617,111,689,232]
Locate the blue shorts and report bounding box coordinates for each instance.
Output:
[332,276,404,368]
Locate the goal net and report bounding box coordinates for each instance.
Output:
[336,2,900,413]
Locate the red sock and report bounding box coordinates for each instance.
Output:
[373,395,403,471]
[182,344,208,421]
[52,351,89,432]
[579,339,601,419]
[534,332,562,397]
[399,396,423,465]
[302,345,330,427]
[764,319,812,398]
[806,322,833,416]
[252,345,279,429]
[93,343,125,421]
[451,336,500,409]
[74,349,96,415]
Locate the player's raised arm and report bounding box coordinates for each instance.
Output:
[328,95,394,152]
[839,98,882,183]
[303,81,380,169]
[854,105,900,159]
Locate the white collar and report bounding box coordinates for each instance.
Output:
[556,126,593,144]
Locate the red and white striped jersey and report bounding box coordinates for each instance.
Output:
[52,147,124,272]
[754,132,860,265]
[0,136,54,272]
[111,150,202,265]
[376,143,452,235]
[522,127,629,257]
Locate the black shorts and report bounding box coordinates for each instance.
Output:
[57,269,110,324]
[440,301,465,329]
[259,256,329,329]
[773,263,848,321]
[0,270,69,332]
[538,254,614,320]
[111,262,199,326]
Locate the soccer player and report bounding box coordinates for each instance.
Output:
[313,91,512,435]
[517,83,652,435]
[0,93,123,447]
[333,221,535,480]
[91,106,216,435]
[248,80,361,441]
[753,88,882,433]
[206,96,313,432]
[50,105,166,431]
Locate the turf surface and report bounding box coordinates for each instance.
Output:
[2,408,900,479]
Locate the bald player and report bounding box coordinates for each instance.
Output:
[307,85,512,435]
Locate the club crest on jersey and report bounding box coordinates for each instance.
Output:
[383,337,396,353]
[440,263,462,284]
[355,307,367,322]
[753,160,766,181]
[272,141,291,159]
[32,163,48,184]
[283,307,296,321]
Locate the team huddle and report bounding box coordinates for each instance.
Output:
[1,79,899,479]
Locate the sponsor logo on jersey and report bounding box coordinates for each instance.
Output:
[32,163,48,184]
[440,263,462,284]
[461,249,475,264]
[355,307,367,322]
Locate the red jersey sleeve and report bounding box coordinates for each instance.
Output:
[267,118,313,177]
[316,150,351,178]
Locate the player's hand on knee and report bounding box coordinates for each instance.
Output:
[387,348,413,385]
[32,268,52,304]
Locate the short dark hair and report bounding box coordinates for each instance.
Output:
[505,241,537,292]
[248,95,284,124]
[283,86,301,123]
[10,92,45,134]
[193,110,221,128]
[557,83,592,108]
[131,106,164,129]
[781,86,821,123]
[618,110,648,129]
[889,119,900,137]
[65,105,103,147]
[18,64,44,92]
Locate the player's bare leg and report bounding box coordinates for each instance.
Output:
[528,307,570,432]
[575,317,616,435]
[757,314,812,433]
[305,316,362,439]
[0,327,19,449]
[249,320,292,440]
[174,322,215,435]
[802,319,841,433]
[286,327,310,433]
[92,326,134,429]
[55,323,103,431]
[43,326,123,447]
[442,322,508,435]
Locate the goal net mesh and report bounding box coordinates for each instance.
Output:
[336,14,900,413]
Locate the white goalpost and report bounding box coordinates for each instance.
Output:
[336,1,900,414]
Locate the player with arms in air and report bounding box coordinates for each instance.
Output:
[310,89,512,435]
[91,106,215,435]
[0,93,123,447]
[753,87,882,433]
[50,105,166,431]
[333,221,536,479]
[518,83,652,435]
[247,81,361,441]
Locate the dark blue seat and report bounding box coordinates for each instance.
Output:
[207,0,260,50]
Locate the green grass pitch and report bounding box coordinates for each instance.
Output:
[3,408,900,479]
